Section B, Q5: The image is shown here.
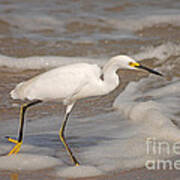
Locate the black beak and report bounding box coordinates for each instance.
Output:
[136,65,163,77]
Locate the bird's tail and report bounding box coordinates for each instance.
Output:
[10,82,25,100]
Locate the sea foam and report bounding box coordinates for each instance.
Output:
[55,165,103,178]
[0,55,102,70]
[0,153,62,171]
[0,43,180,70]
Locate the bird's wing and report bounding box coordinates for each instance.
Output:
[11,63,102,102]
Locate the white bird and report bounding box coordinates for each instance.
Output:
[7,55,162,166]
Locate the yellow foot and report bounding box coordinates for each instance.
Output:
[7,137,18,144]
[7,137,22,156]
[75,163,80,167]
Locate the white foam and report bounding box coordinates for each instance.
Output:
[0,55,105,70]
[55,165,103,178]
[134,42,180,62]
[0,43,179,71]
[114,76,180,140]
[0,153,62,171]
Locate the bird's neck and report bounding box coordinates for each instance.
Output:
[101,63,119,93]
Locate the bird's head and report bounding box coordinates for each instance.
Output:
[110,55,163,76]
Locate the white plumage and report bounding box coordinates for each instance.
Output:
[11,55,137,105]
[11,63,103,104]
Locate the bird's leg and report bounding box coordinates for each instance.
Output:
[7,103,28,155]
[59,103,80,166]
[7,100,42,156]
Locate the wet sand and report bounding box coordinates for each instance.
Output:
[2,164,180,180]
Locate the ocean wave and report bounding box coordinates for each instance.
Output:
[0,42,179,70]
[0,14,65,33]
[108,14,180,31]
[134,42,180,62]
[0,55,103,70]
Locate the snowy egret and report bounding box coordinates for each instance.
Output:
[7,55,162,166]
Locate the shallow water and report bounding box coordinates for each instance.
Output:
[0,0,180,179]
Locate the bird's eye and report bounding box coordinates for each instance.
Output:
[129,62,134,67]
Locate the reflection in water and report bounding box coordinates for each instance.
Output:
[11,173,18,180]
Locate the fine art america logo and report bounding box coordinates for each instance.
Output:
[145,137,180,170]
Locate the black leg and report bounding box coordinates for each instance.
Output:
[7,100,42,155]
